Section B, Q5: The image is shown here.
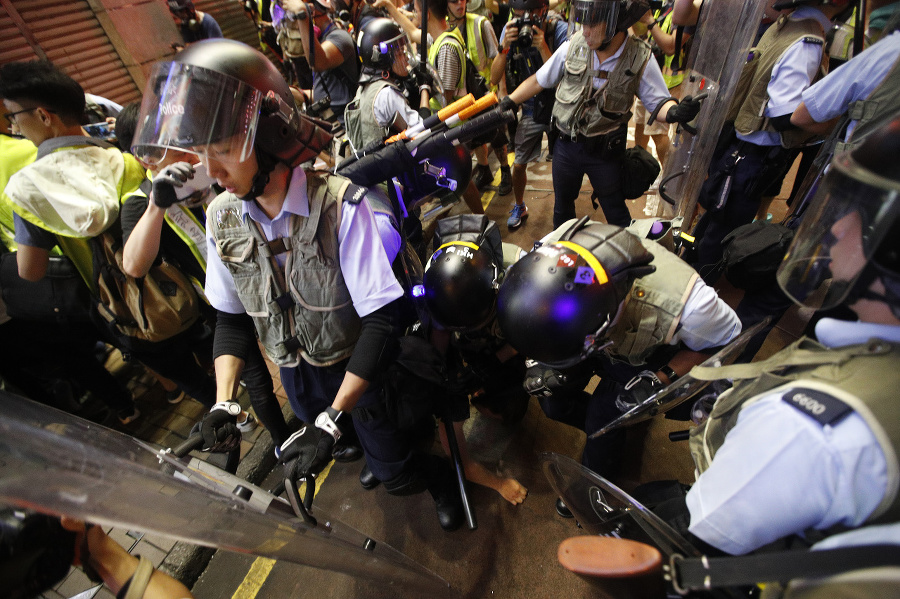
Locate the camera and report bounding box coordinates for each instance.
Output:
[83,121,116,142]
[511,12,541,48]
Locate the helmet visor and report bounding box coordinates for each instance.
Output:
[568,0,619,42]
[132,61,262,166]
[777,154,900,311]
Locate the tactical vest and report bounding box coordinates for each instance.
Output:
[345,78,398,150]
[553,33,652,138]
[208,172,363,368]
[429,28,468,111]
[834,50,900,153]
[730,14,827,148]
[606,238,698,366]
[689,337,900,525]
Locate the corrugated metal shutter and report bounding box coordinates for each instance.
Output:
[194,0,259,48]
[1,0,142,108]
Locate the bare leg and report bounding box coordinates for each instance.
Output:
[650,133,671,167]
[438,420,528,505]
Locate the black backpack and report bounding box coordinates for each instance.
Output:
[722,220,795,290]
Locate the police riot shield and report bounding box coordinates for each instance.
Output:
[656,0,768,222]
[541,452,700,558]
[589,317,772,439]
[0,392,452,596]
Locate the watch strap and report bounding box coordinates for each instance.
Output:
[316,407,344,441]
[659,364,679,383]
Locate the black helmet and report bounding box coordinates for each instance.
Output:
[423,215,504,330]
[131,39,332,169]
[358,18,411,72]
[398,142,473,208]
[568,0,650,43]
[778,117,900,318]
[497,220,655,368]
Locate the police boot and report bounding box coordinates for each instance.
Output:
[332,423,363,462]
[359,461,380,490]
[426,455,464,531]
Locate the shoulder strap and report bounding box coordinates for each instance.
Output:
[37,135,114,160]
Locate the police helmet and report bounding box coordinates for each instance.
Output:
[497,220,655,368]
[131,39,332,169]
[568,0,650,43]
[423,215,504,330]
[358,18,412,73]
[778,117,900,318]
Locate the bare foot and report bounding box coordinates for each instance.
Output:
[496,477,528,505]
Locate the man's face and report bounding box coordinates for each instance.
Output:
[2,99,51,146]
[170,7,197,25]
[201,140,259,197]
[582,21,612,49]
[448,0,467,21]
[828,211,868,284]
[392,49,411,77]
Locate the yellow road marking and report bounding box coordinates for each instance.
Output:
[231,460,334,598]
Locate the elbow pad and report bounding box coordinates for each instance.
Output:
[213,310,256,362]
[769,113,796,132]
[346,300,402,381]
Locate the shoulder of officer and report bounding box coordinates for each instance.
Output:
[780,386,854,426]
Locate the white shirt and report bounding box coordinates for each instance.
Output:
[535,36,672,113]
[205,167,403,317]
[372,84,422,134]
[686,318,898,555]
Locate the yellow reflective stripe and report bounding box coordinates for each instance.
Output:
[556,241,609,284]
[437,240,480,252]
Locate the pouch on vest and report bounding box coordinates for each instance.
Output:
[721,220,795,290]
[621,145,661,199]
[90,227,200,351]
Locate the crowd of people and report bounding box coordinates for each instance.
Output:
[2,0,900,596]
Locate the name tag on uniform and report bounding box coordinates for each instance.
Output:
[781,387,853,426]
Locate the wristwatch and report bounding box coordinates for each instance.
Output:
[659,364,679,383]
[315,406,343,441]
[212,400,242,417]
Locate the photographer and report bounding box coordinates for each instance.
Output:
[491,0,568,229]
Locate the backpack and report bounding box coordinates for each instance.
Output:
[721,220,795,290]
[90,220,200,352]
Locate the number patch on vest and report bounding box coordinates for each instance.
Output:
[781,387,853,426]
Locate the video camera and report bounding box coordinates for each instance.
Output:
[511,12,543,48]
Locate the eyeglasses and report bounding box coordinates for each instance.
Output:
[448,0,466,4]
[3,107,39,125]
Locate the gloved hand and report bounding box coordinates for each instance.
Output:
[523,361,568,397]
[499,96,518,113]
[278,407,346,480]
[615,370,664,413]
[197,401,242,452]
[151,162,195,208]
[665,95,703,124]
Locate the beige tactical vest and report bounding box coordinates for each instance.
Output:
[834,50,900,153]
[553,33,652,138]
[606,238,698,365]
[730,14,827,148]
[690,336,900,525]
[345,79,397,150]
[208,172,361,368]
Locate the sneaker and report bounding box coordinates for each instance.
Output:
[237,412,258,433]
[497,168,512,195]
[165,389,185,404]
[274,445,282,460]
[472,164,493,190]
[507,203,528,229]
[117,407,140,425]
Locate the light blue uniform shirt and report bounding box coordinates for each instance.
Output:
[686,318,900,555]
[536,35,672,115]
[738,6,833,147]
[802,30,900,141]
[205,167,403,317]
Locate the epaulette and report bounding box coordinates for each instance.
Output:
[342,182,368,205]
[781,387,853,426]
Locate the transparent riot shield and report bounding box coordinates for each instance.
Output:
[657,0,768,223]
[541,452,699,558]
[589,317,772,439]
[0,392,452,597]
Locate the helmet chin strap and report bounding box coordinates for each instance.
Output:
[853,262,900,319]
[238,147,278,202]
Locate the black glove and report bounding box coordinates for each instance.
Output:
[523,361,568,398]
[197,401,242,452]
[278,407,346,480]
[665,95,703,124]
[615,370,664,413]
[499,96,518,113]
[151,161,195,208]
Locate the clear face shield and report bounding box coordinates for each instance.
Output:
[776,153,900,311]
[568,0,619,46]
[131,61,263,167]
[383,32,416,74]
